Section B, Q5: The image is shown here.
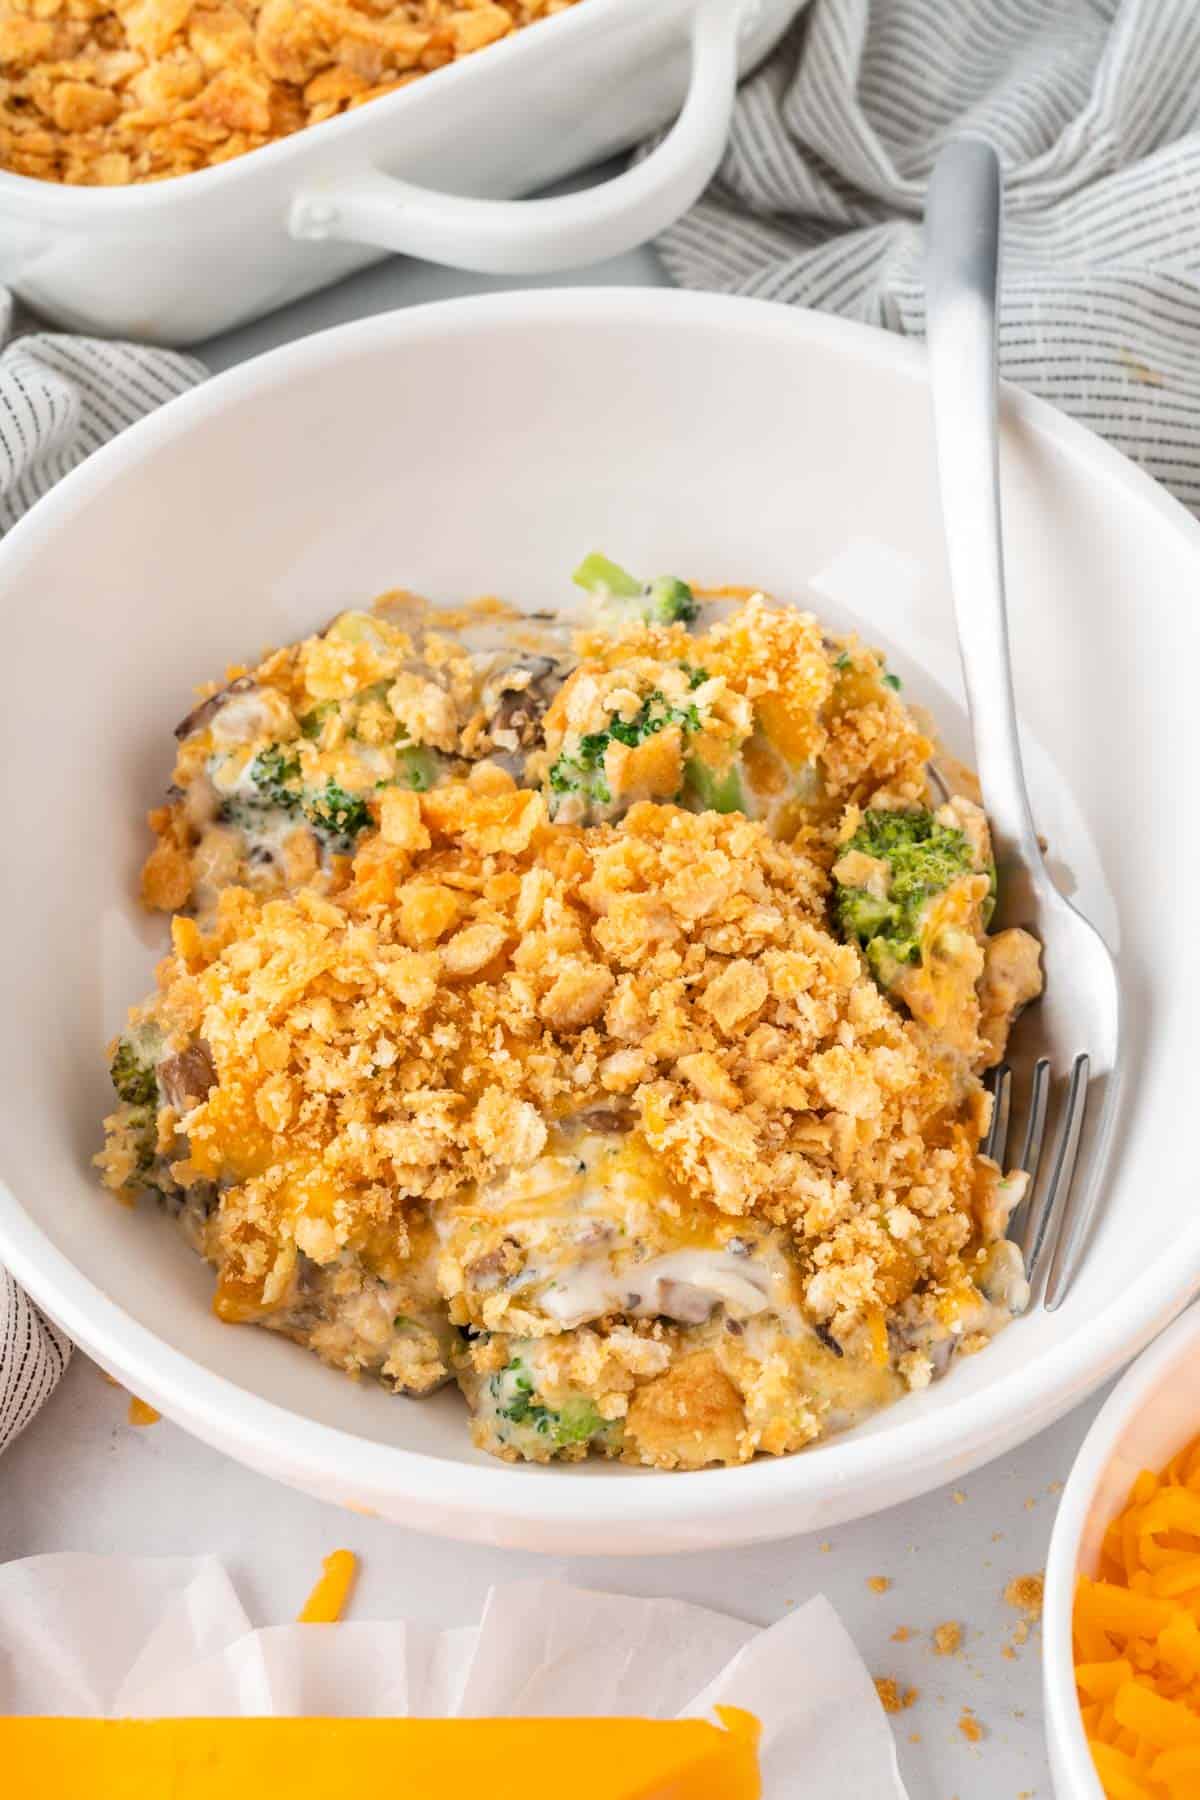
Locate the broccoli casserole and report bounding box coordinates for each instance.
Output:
[98,559,1043,1469]
[0,0,583,186]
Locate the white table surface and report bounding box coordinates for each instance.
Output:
[0,222,1115,1800]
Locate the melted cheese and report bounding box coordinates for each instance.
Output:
[439,1130,808,1337]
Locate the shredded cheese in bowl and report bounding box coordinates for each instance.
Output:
[1074,1433,1200,1797]
[96,558,1043,1470]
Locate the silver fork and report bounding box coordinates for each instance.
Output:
[924,137,1122,1310]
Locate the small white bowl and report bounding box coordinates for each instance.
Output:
[1044,1303,1200,1797]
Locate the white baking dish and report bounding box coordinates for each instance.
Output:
[0,0,795,346]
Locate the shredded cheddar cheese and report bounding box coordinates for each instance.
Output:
[1073,1431,1200,1796]
[298,1549,358,1623]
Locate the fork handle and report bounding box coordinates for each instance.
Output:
[924,138,1044,902]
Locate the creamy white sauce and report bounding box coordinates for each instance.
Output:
[209,687,293,748]
[539,1245,786,1331]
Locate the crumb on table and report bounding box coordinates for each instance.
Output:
[875,1677,919,1714]
[1003,1573,1044,1620]
[957,1707,984,1743]
[933,1620,962,1656]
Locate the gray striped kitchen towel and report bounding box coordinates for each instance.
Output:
[0,293,205,535]
[658,0,1200,513]
[0,291,205,1448]
[0,1269,70,1457]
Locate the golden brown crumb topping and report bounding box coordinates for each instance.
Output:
[0,0,583,185]
[122,774,1002,1349]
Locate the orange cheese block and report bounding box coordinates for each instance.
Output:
[3,1709,762,1799]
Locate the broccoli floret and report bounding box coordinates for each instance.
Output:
[614,690,701,745]
[548,737,612,812]
[836,887,895,941]
[548,690,701,819]
[109,1022,164,1106]
[645,576,699,625]
[572,553,699,626]
[302,780,372,845]
[489,1357,605,1449]
[395,745,440,792]
[248,743,302,809]
[834,808,976,972]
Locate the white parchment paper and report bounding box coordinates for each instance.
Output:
[0,1558,907,1797]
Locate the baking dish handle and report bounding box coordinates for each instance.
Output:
[288,0,744,275]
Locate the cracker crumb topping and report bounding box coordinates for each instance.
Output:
[0,0,585,185]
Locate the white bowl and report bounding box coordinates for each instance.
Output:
[1,289,1198,1555]
[1044,1304,1200,1797]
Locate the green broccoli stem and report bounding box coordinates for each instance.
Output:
[683,755,745,816]
[572,552,644,599]
[571,554,699,625]
[488,1355,607,1451]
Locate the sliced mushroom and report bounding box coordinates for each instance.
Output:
[158,1040,217,1112]
[174,676,257,741]
[570,1102,633,1136]
[888,1314,958,1380]
[482,655,572,751]
[466,1237,522,1292]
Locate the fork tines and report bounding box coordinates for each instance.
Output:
[985,1054,1090,1295]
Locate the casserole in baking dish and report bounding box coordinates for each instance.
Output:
[0,0,797,344]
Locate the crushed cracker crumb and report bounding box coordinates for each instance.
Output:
[1004,1573,1044,1620]
[0,1,589,186]
[875,1677,919,1714]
